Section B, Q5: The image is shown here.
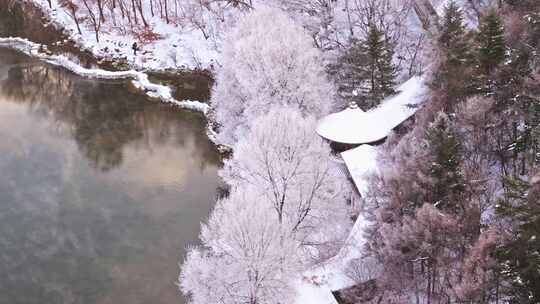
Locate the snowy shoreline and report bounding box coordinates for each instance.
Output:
[1,0,223,145]
[0,37,211,115]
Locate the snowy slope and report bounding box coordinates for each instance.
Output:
[316,76,427,144]
[24,0,222,71]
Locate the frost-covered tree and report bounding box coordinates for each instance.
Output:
[179,0,242,42]
[180,187,301,304]
[455,228,501,302]
[346,0,428,76]
[267,0,338,50]
[377,203,461,301]
[221,107,351,261]
[181,108,352,303]
[211,7,335,144]
[347,0,413,44]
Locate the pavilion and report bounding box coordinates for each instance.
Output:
[316,76,427,195]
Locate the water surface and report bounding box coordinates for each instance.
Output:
[0,48,221,304]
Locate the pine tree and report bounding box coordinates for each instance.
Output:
[439,2,468,62]
[335,38,370,108]
[336,25,397,110]
[436,1,473,108]
[496,175,540,303]
[423,112,466,213]
[477,10,506,74]
[366,24,397,107]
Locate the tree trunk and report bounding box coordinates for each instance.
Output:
[413,0,439,37]
[136,0,148,27]
[70,7,82,34]
[131,0,138,25]
[164,0,169,24]
[97,0,106,23]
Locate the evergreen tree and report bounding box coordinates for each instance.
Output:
[439,2,468,62]
[496,175,540,303]
[477,10,506,74]
[423,112,466,213]
[335,38,370,108]
[365,24,397,107]
[336,24,397,110]
[435,1,473,108]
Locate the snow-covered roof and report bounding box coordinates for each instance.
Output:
[341,145,379,197]
[294,145,380,304]
[316,76,426,144]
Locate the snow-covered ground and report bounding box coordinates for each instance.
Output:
[24,0,222,71]
[316,76,427,144]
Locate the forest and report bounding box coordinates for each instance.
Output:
[12,0,540,303]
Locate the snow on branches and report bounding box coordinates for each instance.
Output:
[211,7,335,145]
[181,9,350,303]
[181,108,352,303]
[180,187,301,304]
[222,107,351,261]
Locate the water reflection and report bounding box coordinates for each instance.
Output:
[0,48,221,304]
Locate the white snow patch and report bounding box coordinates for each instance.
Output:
[295,280,339,304]
[317,76,427,144]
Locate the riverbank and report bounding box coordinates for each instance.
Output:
[0,0,214,102]
[0,0,230,150]
[0,47,223,304]
[0,38,209,111]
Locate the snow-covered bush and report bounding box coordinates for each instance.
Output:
[211,7,335,144]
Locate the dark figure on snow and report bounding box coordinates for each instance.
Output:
[132,42,138,56]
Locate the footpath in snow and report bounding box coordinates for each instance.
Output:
[296,77,426,304]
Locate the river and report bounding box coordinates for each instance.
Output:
[0,48,221,304]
